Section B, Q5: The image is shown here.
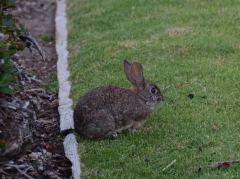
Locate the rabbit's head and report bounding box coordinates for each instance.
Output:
[124,60,164,107]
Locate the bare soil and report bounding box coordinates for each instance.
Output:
[0,0,72,178]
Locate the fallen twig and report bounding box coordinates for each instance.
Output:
[162,159,176,172]
[209,160,240,170]
[24,88,46,93]
[0,101,19,110]
[4,163,34,179]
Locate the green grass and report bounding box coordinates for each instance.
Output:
[46,72,58,93]
[39,34,54,43]
[67,0,240,178]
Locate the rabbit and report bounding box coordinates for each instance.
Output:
[74,60,164,139]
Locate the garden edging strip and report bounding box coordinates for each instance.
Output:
[55,0,81,178]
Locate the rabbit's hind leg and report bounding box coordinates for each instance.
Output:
[82,109,116,139]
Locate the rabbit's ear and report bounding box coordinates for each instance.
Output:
[130,62,145,89]
[124,60,133,83]
[124,60,145,89]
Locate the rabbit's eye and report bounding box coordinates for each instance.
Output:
[150,87,156,94]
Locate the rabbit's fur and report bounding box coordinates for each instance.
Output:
[74,60,164,139]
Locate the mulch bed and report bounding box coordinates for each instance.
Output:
[0,0,73,178]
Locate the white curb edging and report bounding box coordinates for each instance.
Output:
[55,0,81,178]
[55,0,73,131]
[63,133,81,178]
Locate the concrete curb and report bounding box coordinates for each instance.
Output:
[55,0,81,178]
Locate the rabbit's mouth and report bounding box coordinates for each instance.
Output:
[151,95,164,103]
[137,91,163,107]
[145,96,163,107]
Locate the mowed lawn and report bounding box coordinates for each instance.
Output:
[67,0,240,178]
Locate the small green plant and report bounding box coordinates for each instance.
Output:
[0,0,26,94]
[0,0,24,94]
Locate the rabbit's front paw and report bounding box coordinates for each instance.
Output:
[128,128,140,133]
[106,131,118,139]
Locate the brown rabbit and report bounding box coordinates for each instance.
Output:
[74,60,164,139]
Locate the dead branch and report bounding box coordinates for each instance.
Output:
[19,32,46,61]
[4,163,34,179]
